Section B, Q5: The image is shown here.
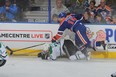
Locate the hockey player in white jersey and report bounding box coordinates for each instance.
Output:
[38,12,97,60]
[39,36,86,61]
[0,42,8,67]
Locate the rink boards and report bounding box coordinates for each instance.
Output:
[0,23,116,58]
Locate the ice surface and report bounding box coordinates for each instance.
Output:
[0,56,116,77]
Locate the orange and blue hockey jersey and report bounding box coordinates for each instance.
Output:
[52,14,90,47]
[52,14,77,41]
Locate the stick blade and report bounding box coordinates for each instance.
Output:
[6,46,13,55]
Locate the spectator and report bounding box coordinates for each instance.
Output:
[0,0,5,21]
[2,0,18,22]
[15,0,29,11]
[85,0,96,15]
[0,0,4,14]
[95,14,106,24]
[13,0,28,22]
[64,0,77,13]
[76,0,89,8]
[96,0,111,20]
[74,0,88,14]
[88,12,96,23]
[51,0,69,21]
[88,0,101,6]
[0,13,7,22]
[111,15,116,24]
[106,0,116,17]
[82,12,91,24]
[105,16,113,24]
[51,14,59,23]
[0,2,2,13]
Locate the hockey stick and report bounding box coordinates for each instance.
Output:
[63,45,70,58]
[6,43,45,55]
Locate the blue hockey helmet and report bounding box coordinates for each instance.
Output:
[74,14,83,20]
[58,12,67,18]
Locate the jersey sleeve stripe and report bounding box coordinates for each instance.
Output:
[76,31,87,45]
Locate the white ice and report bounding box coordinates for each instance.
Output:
[0,56,116,77]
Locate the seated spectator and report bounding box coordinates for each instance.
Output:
[88,12,96,24]
[2,0,18,22]
[0,13,7,22]
[82,12,91,24]
[51,0,69,22]
[0,7,3,15]
[85,0,96,15]
[74,0,88,14]
[89,0,101,6]
[95,14,106,24]
[111,15,116,24]
[76,0,89,8]
[106,0,113,7]
[51,14,59,23]
[64,0,77,13]
[106,0,116,17]
[96,0,111,19]
[0,0,5,20]
[66,0,89,14]
[105,16,113,24]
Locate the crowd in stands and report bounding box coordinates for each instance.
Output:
[0,0,115,24]
[0,0,29,22]
[51,0,116,24]
[0,0,18,22]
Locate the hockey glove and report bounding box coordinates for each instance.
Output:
[51,36,57,43]
[51,39,56,43]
